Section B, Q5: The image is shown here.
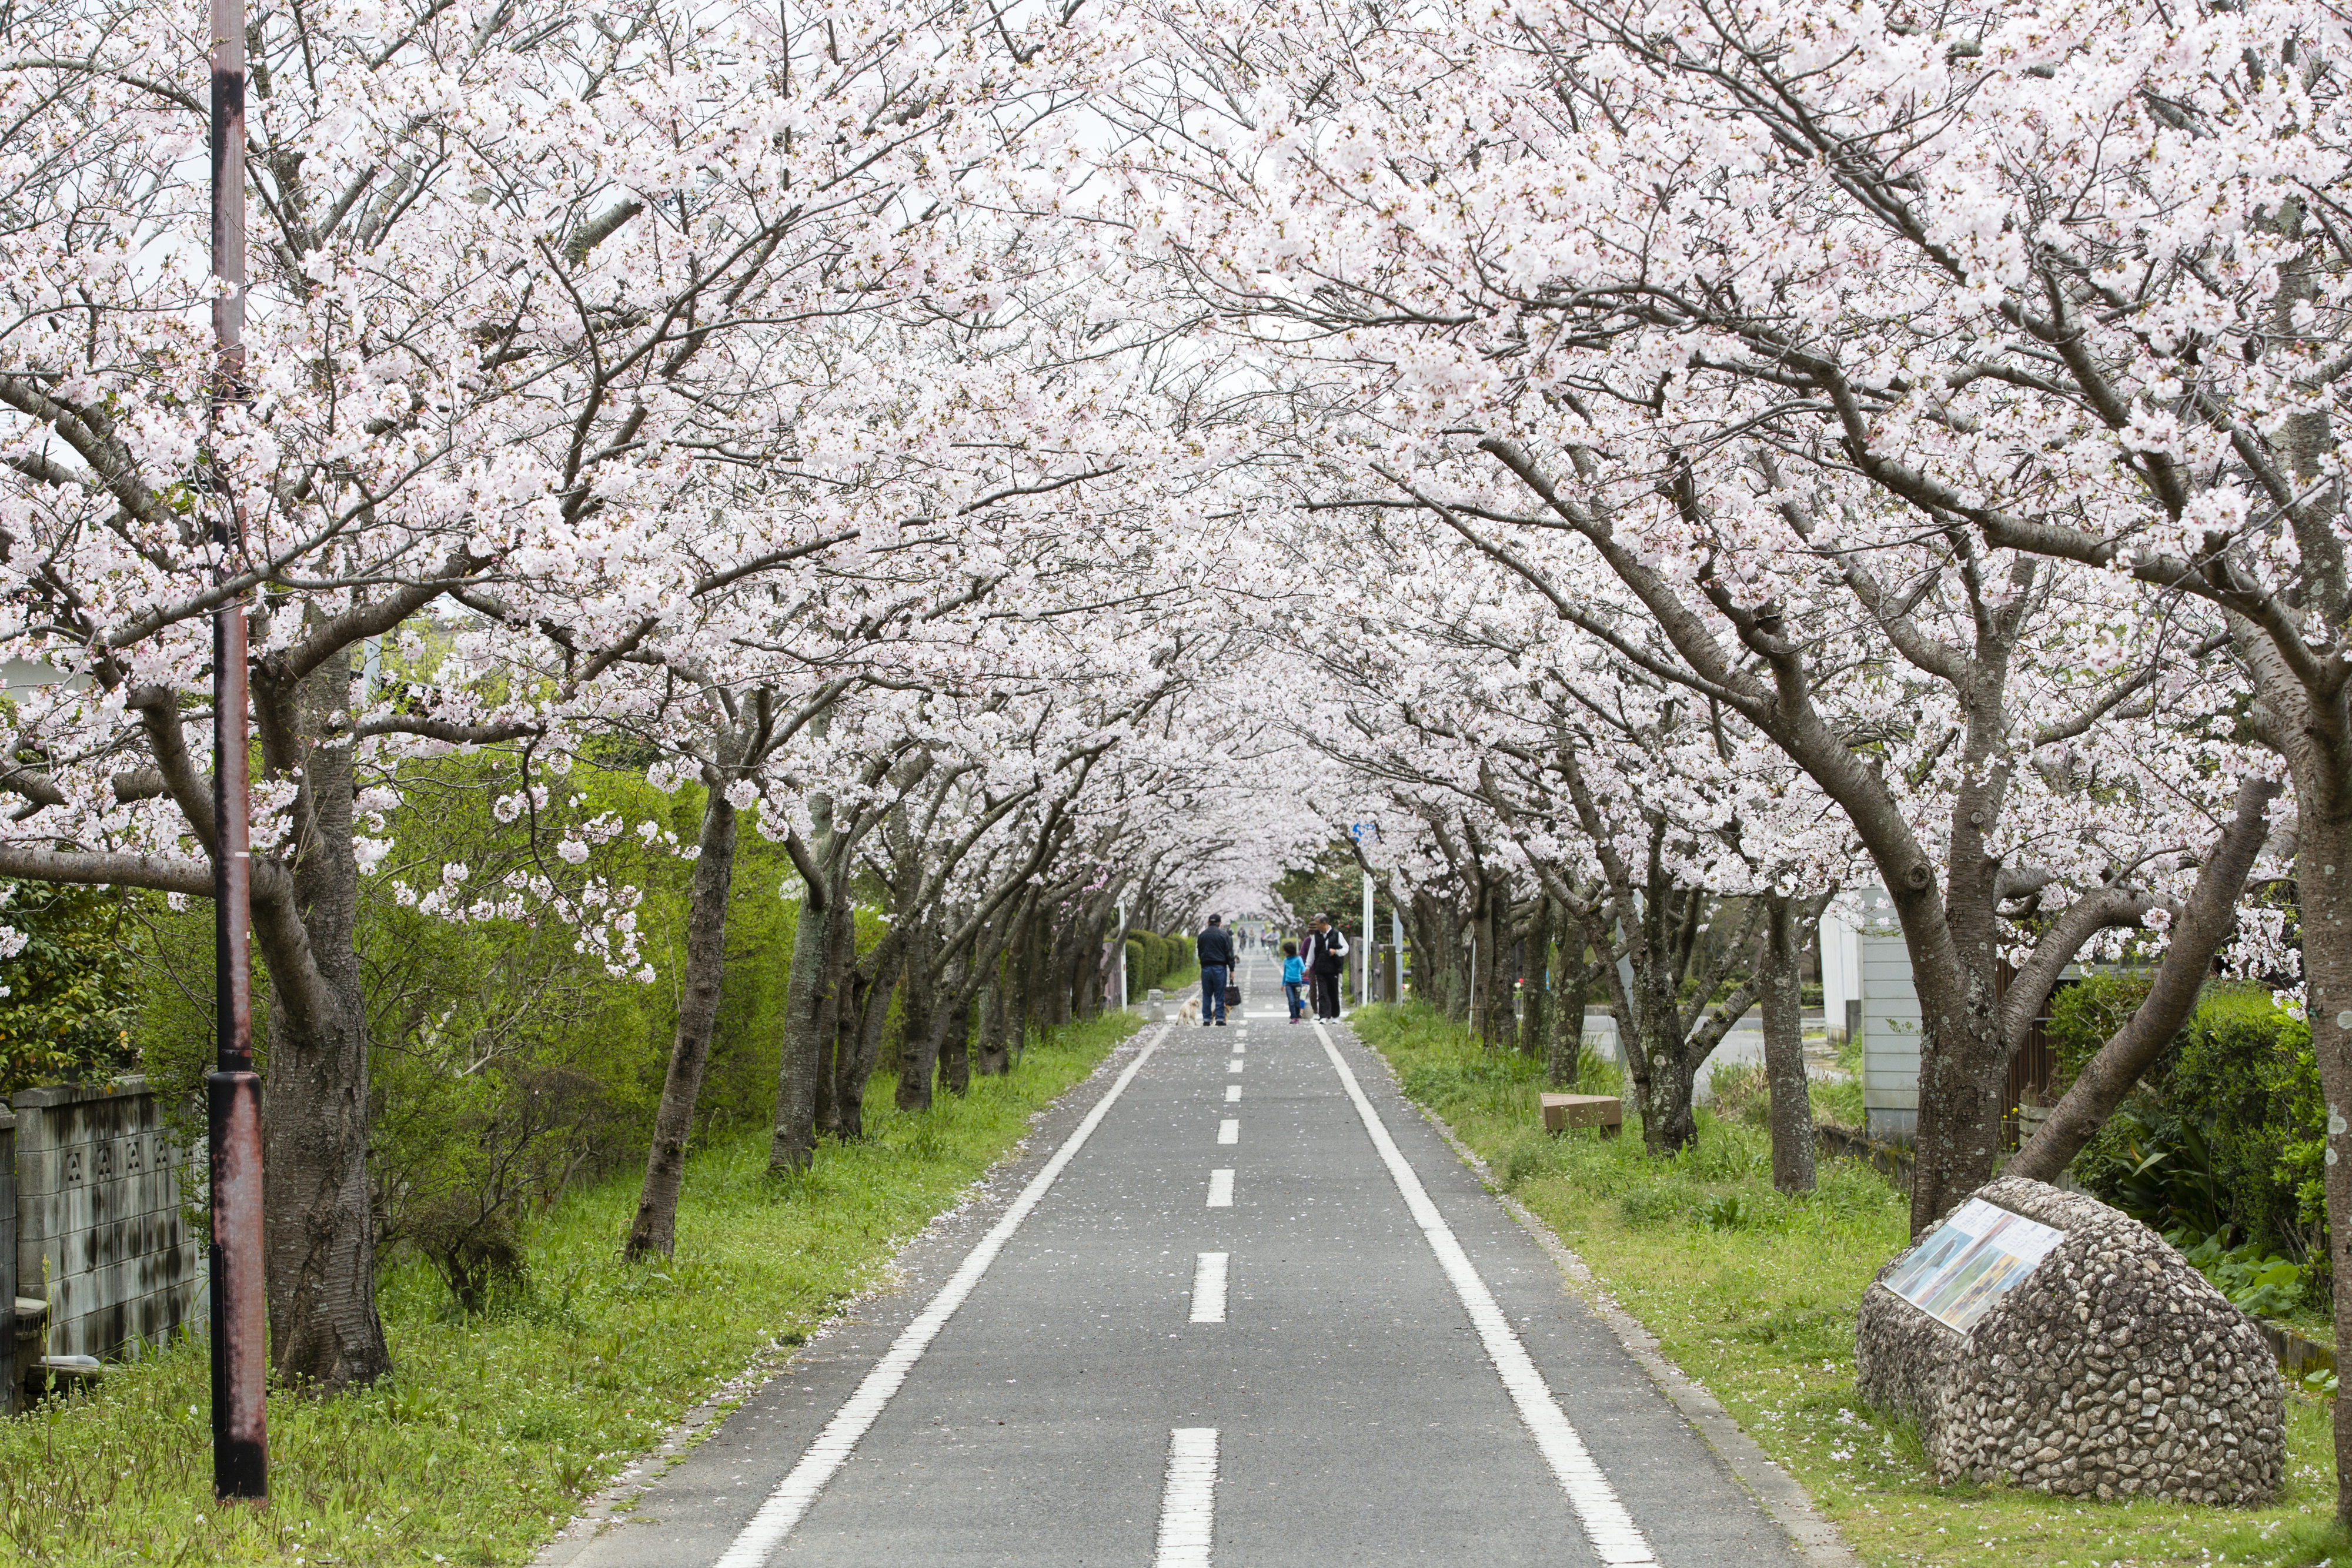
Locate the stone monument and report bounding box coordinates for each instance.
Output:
[1856,1175,2284,1503]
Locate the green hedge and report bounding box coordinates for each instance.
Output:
[1124,929,1198,1001]
[2059,975,2324,1267]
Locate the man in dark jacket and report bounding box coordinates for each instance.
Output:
[1304,915,1349,1019]
[1196,914,1237,1027]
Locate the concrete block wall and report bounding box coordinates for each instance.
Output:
[13,1078,203,1364]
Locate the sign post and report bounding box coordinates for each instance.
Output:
[1392,904,1405,1001]
[1349,823,1379,1008]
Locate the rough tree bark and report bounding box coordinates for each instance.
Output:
[1759,893,1817,1195]
[940,991,973,1096]
[249,650,392,1390]
[1546,904,1595,1091]
[624,784,739,1258]
[893,927,941,1112]
[767,797,835,1176]
[811,891,856,1135]
[1519,897,1553,1059]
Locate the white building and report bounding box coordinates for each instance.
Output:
[1827,885,1922,1142]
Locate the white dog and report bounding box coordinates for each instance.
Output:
[1178,994,1202,1024]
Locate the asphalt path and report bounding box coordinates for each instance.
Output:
[549,947,1811,1567]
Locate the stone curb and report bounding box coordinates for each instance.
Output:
[1338,1019,1862,1568]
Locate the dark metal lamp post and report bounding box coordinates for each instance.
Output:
[208,0,267,1502]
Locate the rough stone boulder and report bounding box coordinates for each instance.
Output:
[1855,1175,2284,1503]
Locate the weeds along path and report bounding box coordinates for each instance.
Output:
[546,948,1813,1567]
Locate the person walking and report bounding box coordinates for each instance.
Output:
[1281,941,1307,1022]
[1305,915,1349,1019]
[1196,913,1237,1027]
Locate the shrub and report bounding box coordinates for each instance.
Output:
[2046,967,2157,1087]
[0,881,139,1096]
[2060,977,2325,1275]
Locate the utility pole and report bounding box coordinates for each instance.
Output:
[1115,900,1128,1012]
[1361,871,1373,1008]
[209,0,268,1502]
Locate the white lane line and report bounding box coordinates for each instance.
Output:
[1206,1168,1234,1207]
[1235,1042,1245,1054]
[1217,1118,1238,1145]
[1312,1022,1658,1566]
[1225,1084,1241,1103]
[1155,1427,1218,1566]
[711,1025,1172,1567]
[1228,1057,1243,1073]
[1190,1252,1228,1323]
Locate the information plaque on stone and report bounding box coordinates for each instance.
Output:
[1880,1197,2066,1332]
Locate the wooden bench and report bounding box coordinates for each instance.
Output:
[1541,1093,1622,1138]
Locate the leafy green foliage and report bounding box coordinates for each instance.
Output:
[0,1016,1137,1563]
[2059,978,2326,1287]
[1123,928,1192,1000]
[0,882,138,1096]
[132,748,813,1313]
[2169,1228,2309,1319]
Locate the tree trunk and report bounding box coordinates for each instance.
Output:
[1625,938,1701,1155]
[1760,894,1817,1195]
[894,927,940,1112]
[813,890,856,1135]
[624,785,740,1259]
[940,991,973,1095]
[1470,889,1501,1044]
[1548,904,1591,1091]
[1900,910,2007,1231]
[834,964,899,1140]
[1519,897,1553,1059]
[975,974,1013,1076]
[767,801,836,1176]
[250,652,392,1390]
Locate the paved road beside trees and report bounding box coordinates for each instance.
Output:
[548,951,1812,1566]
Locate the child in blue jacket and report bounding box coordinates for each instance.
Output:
[1281,941,1307,1022]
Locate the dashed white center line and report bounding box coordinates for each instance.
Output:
[1206,1168,1234,1207]
[1154,1427,1218,1567]
[1190,1252,1228,1323]
[1228,1057,1243,1073]
[1217,1118,1238,1145]
[1225,1085,1241,1103]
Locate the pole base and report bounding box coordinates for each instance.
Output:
[207,1068,267,1500]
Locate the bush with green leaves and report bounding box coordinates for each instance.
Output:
[135,748,810,1313]
[0,881,139,1096]
[2053,975,2326,1290]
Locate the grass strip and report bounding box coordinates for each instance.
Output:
[0,1010,1139,1566]
[1349,1002,2348,1568]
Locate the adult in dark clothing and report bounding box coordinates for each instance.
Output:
[1196,914,1237,1027]
[1304,915,1349,1019]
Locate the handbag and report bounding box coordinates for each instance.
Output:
[1224,980,1242,1007]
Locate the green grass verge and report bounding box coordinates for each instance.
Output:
[1349,1002,2348,1568]
[0,1011,1139,1566]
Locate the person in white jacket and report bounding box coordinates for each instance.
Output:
[1305,915,1349,1019]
